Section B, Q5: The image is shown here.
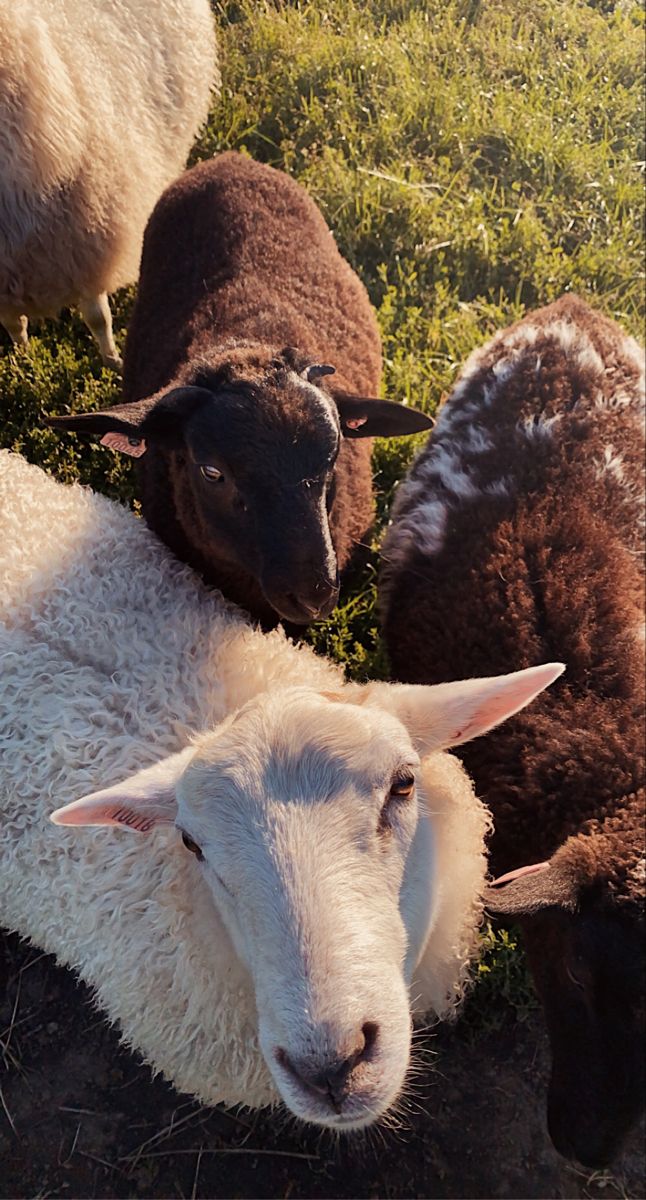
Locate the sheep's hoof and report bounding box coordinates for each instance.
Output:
[103,353,123,375]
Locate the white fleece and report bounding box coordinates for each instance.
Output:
[0,0,218,317]
[0,452,489,1111]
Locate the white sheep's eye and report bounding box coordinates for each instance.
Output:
[389,770,415,799]
[180,830,204,861]
[378,770,416,836]
[199,465,223,482]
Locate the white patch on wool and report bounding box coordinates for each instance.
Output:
[594,387,644,412]
[442,346,543,438]
[455,424,494,456]
[440,312,621,441]
[592,447,645,535]
[595,444,625,484]
[520,413,562,440]
[630,856,646,887]
[490,356,519,386]
[381,498,450,578]
[484,477,513,499]
[416,499,450,556]
[499,323,541,355]
[423,444,480,500]
[534,320,604,376]
[444,358,520,432]
[622,334,646,387]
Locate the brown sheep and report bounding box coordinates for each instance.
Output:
[379,295,645,1167]
[49,153,431,626]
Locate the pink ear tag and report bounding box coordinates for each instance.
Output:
[345,416,367,430]
[489,861,551,888]
[100,432,147,457]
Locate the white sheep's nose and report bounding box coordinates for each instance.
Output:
[275,1021,379,1113]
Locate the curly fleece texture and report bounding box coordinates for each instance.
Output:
[381,295,645,907]
[0,452,489,1111]
[0,0,217,316]
[119,153,383,621]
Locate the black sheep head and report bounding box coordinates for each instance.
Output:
[485,830,646,1168]
[47,347,433,626]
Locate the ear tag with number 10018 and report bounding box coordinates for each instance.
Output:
[100,433,147,457]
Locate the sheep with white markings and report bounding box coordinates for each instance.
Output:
[380,295,645,1164]
[0,0,217,368]
[0,451,560,1128]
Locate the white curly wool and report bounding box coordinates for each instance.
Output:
[0,0,217,362]
[0,453,555,1121]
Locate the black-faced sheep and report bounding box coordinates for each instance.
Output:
[48,153,432,625]
[0,0,218,368]
[380,295,645,1167]
[0,451,560,1128]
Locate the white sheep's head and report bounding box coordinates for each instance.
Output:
[51,663,562,1129]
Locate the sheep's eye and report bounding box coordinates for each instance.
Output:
[378,770,416,835]
[181,831,204,861]
[389,770,415,799]
[199,465,223,482]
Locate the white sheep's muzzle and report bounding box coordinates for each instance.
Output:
[258,975,413,1129]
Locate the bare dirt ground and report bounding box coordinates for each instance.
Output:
[1,933,643,1200]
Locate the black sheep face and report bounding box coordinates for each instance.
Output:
[47,348,433,625]
[532,904,645,1169]
[173,364,343,624]
[486,857,645,1167]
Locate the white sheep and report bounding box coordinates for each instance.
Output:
[0,0,218,369]
[0,452,561,1128]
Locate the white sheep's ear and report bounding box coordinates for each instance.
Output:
[50,747,195,831]
[361,664,565,754]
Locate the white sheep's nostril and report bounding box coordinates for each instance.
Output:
[361,1021,379,1059]
[275,1021,380,1111]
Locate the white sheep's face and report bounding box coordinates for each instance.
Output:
[179,689,422,1128]
[51,665,563,1129]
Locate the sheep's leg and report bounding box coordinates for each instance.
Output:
[1,312,29,347]
[79,293,122,373]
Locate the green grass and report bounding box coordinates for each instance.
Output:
[1,0,644,1007]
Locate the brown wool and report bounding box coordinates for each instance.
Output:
[121,153,382,623]
[381,295,645,909]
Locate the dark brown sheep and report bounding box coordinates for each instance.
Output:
[380,295,645,1167]
[48,153,431,626]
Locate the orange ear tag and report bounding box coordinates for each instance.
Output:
[100,432,147,457]
[345,417,367,430]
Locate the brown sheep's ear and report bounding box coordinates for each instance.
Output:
[333,392,434,438]
[484,859,579,917]
[45,387,214,452]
